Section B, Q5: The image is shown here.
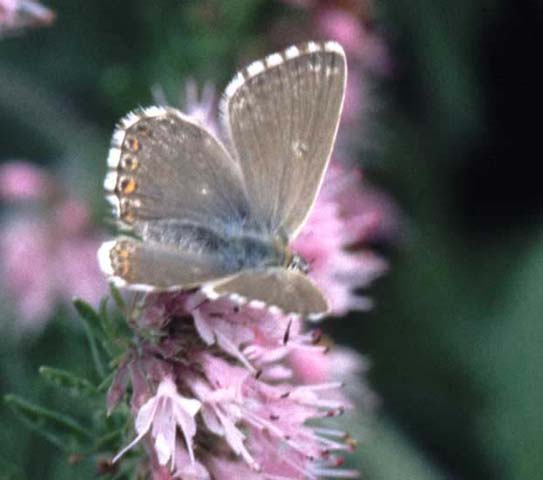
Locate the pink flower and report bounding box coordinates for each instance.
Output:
[0,161,52,201]
[0,212,106,332]
[183,80,219,136]
[292,161,387,316]
[315,7,364,55]
[111,292,364,478]
[186,353,356,478]
[172,445,210,480]
[0,162,106,332]
[104,141,387,477]
[113,376,202,470]
[0,0,54,35]
[289,346,379,412]
[186,294,327,380]
[153,80,219,137]
[0,219,55,329]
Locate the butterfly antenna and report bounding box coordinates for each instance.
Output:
[283,319,293,345]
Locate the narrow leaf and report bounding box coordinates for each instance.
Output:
[73,298,106,378]
[109,284,126,312]
[4,395,92,451]
[39,366,97,396]
[99,297,116,337]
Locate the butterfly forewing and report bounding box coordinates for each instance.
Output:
[101,106,252,292]
[105,106,250,233]
[221,41,347,239]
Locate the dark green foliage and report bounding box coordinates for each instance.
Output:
[0,1,539,479]
[2,297,132,479]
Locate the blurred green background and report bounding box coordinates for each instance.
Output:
[0,1,540,479]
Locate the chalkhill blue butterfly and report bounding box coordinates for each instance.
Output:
[98,41,347,317]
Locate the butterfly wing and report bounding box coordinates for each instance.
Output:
[101,106,252,290]
[204,268,329,317]
[221,41,346,239]
[98,237,235,291]
[104,106,250,234]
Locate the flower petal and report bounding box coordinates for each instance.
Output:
[135,395,160,435]
[177,396,202,418]
[112,394,160,463]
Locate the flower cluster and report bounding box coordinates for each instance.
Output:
[103,79,387,478]
[100,4,397,475]
[109,291,364,479]
[102,11,394,472]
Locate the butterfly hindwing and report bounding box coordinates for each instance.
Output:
[98,237,235,291]
[204,268,329,318]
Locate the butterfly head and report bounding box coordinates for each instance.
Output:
[286,251,309,274]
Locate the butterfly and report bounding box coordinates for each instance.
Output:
[98,41,347,318]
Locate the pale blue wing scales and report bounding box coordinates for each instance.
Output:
[221,41,347,239]
[104,106,250,234]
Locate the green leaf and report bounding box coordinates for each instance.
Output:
[353,416,446,480]
[94,429,123,451]
[98,297,119,353]
[474,241,543,480]
[4,395,93,452]
[0,457,24,480]
[97,370,116,393]
[39,366,97,397]
[73,298,104,339]
[109,284,126,313]
[73,298,106,378]
[100,290,132,351]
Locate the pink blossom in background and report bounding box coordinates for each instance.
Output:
[0,0,21,23]
[315,7,363,54]
[314,7,391,74]
[0,161,106,333]
[183,80,219,136]
[153,81,220,137]
[0,0,54,35]
[341,74,366,127]
[273,1,391,148]
[0,219,55,330]
[0,161,52,201]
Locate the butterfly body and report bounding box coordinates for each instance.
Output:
[140,219,290,272]
[99,41,347,317]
